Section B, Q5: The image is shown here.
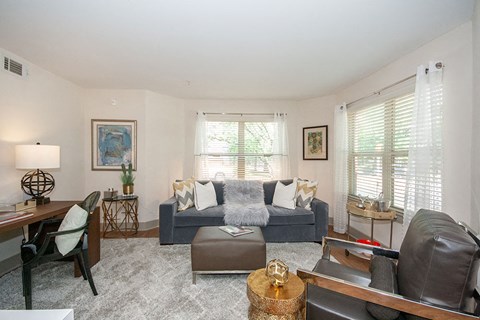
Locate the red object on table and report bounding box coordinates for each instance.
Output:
[356,239,381,246]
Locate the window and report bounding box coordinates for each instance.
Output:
[348,92,414,211]
[195,114,288,180]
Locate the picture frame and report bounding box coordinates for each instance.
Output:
[91,119,137,171]
[303,125,328,160]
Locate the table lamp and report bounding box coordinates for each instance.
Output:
[15,142,60,205]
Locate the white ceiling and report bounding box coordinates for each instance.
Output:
[0,0,474,100]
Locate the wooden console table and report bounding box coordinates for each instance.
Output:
[0,201,100,277]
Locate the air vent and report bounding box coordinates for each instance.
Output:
[3,56,25,77]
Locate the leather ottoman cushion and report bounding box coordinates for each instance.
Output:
[398,209,480,316]
[191,226,266,271]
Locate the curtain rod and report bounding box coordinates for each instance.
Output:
[346,74,416,108]
[199,112,287,116]
[345,62,444,108]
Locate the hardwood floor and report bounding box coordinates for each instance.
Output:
[103,226,370,272]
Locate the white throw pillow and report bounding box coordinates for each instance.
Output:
[194,181,218,211]
[55,204,88,256]
[272,179,297,209]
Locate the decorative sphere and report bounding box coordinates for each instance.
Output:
[21,170,55,197]
[265,259,289,287]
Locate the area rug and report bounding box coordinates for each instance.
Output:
[0,239,326,319]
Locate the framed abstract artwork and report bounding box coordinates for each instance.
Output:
[91,119,137,171]
[303,125,328,160]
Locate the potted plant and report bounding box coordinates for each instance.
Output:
[120,163,135,195]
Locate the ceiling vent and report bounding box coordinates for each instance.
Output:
[3,56,27,77]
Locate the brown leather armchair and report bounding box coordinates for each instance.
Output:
[298,209,480,320]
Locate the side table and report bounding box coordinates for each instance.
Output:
[346,202,397,254]
[247,268,305,320]
[102,195,139,238]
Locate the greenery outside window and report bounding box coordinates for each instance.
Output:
[348,92,414,213]
[195,113,288,180]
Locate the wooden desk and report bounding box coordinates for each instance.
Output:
[0,201,100,277]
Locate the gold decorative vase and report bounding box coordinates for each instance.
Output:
[123,184,134,195]
[265,259,289,287]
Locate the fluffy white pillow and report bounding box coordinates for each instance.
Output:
[194,181,218,211]
[55,204,88,256]
[272,179,297,209]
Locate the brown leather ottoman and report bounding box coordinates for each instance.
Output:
[191,226,266,284]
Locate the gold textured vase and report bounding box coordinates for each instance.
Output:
[123,184,134,195]
[265,259,289,287]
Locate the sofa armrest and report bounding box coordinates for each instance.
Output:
[297,269,477,320]
[159,196,178,245]
[311,198,329,242]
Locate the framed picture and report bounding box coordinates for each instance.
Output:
[91,119,137,171]
[303,126,328,160]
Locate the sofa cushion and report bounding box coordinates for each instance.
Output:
[174,205,225,227]
[398,209,480,316]
[264,179,294,205]
[266,205,315,226]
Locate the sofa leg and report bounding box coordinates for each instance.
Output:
[192,272,196,285]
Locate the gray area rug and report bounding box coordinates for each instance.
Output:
[0,239,324,319]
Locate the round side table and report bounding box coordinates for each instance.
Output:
[247,268,305,320]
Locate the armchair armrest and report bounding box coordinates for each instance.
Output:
[297,269,477,320]
[321,236,399,260]
[34,223,88,257]
[23,218,65,245]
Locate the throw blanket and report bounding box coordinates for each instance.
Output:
[223,180,269,226]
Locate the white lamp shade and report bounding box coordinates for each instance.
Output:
[15,145,61,169]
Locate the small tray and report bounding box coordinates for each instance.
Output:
[347,203,396,220]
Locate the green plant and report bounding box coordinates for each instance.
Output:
[120,163,135,185]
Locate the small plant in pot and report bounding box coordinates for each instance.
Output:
[120,163,135,195]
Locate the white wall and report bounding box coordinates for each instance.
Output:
[83,89,185,224]
[471,0,480,231]
[182,99,299,179]
[0,48,85,262]
[336,22,474,248]
[296,95,337,208]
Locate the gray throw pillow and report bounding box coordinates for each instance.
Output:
[366,255,400,320]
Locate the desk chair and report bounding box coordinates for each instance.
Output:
[21,191,101,309]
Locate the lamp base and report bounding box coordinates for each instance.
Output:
[33,196,50,205]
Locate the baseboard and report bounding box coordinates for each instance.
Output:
[100,219,158,233]
[0,254,21,277]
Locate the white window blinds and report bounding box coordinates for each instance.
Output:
[348,92,414,211]
[195,113,289,180]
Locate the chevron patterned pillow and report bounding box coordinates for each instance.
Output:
[296,179,318,210]
[173,178,195,211]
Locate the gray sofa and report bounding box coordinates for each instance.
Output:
[159,179,329,244]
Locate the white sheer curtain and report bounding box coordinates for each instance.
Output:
[272,112,290,179]
[403,61,444,233]
[194,112,208,178]
[333,103,349,233]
